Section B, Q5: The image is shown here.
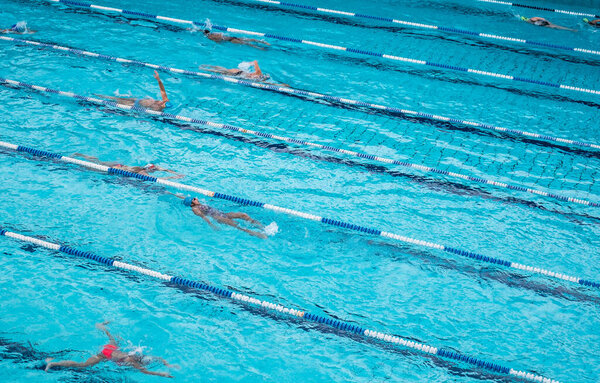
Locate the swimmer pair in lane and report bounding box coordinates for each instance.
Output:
[45,321,176,378]
[70,154,268,239]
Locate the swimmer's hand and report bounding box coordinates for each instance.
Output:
[153,70,161,80]
[95,321,110,330]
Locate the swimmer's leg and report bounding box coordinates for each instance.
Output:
[45,354,104,371]
[224,212,263,228]
[213,216,267,238]
[71,154,121,167]
[72,153,99,161]
[245,38,270,46]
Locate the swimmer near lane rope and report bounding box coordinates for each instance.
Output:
[2,36,600,154]
[42,0,600,96]
[0,227,563,383]
[1,76,598,210]
[1,139,599,291]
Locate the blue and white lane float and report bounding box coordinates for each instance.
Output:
[1,76,598,209]
[0,228,561,383]
[1,140,598,291]
[478,0,600,18]
[236,0,600,57]
[44,0,600,97]
[3,37,599,153]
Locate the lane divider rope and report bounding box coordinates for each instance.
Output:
[1,76,597,208]
[477,0,600,19]
[0,227,561,383]
[3,36,600,153]
[1,139,598,290]
[44,0,600,97]
[240,0,600,57]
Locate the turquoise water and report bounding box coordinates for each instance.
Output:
[0,0,599,381]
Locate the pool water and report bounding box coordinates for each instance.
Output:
[0,0,599,381]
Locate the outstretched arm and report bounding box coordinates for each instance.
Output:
[550,24,577,31]
[157,166,184,179]
[153,71,169,102]
[131,361,173,378]
[72,153,99,162]
[95,321,117,345]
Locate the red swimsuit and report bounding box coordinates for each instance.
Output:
[101,344,118,359]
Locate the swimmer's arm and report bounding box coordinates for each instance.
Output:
[193,210,218,229]
[153,71,169,102]
[72,153,99,162]
[551,24,577,31]
[253,61,263,77]
[95,322,117,345]
[152,166,184,179]
[154,357,179,368]
[131,361,173,378]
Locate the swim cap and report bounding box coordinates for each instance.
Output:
[520,16,529,21]
[11,21,28,33]
[183,196,193,207]
[237,61,256,73]
[164,102,172,109]
[143,163,156,170]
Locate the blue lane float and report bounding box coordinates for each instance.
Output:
[478,0,600,18]
[44,0,600,97]
[1,76,598,209]
[235,0,600,57]
[3,36,599,153]
[1,139,598,291]
[0,227,563,383]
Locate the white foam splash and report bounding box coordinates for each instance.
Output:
[263,222,279,236]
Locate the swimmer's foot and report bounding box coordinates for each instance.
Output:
[45,358,55,372]
[250,231,267,239]
[250,219,264,228]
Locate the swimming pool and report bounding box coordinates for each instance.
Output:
[0,0,599,381]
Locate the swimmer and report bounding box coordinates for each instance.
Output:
[1,21,35,34]
[583,18,600,27]
[177,194,267,239]
[200,60,289,87]
[72,153,184,179]
[521,16,576,31]
[197,19,270,49]
[97,71,171,112]
[45,321,175,378]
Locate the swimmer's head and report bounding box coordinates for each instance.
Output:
[183,197,199,207]
[143,163,156,170]
[164,101,172,109]
[521,16,529,21]
[203,18,213,34]
[11,21,28,33]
